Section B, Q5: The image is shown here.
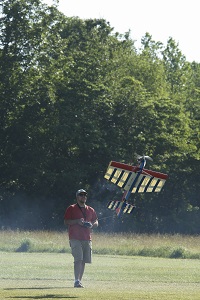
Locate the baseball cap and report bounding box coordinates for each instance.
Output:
[76,189,87,197]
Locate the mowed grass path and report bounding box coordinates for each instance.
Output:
[0,252,200,300]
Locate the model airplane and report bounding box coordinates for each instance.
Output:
[104,155,168,217]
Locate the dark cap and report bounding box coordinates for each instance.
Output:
[76,189,87,197]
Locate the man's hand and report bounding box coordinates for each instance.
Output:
[65,218,93,228]
[83,221,93,228]
[77,218,85,226]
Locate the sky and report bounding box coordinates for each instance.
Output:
[43,0,200,63]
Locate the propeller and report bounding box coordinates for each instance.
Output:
[135,153,153,167]
[136,154,153,161]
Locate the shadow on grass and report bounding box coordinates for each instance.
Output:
[4,287,72,290]
[4,286,79,298]
[7,296,78,299]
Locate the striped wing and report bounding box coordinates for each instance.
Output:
[107,200,135,214]
[104,161,168,193]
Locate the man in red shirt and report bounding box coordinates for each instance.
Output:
[64,189,98,288]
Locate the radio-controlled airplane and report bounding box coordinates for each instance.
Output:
[104,155,168,217]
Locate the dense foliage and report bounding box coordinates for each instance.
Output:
[0,0,199,233]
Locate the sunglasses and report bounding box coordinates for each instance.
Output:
[79,194,87,197]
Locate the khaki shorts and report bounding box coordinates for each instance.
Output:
[70,240,92,263]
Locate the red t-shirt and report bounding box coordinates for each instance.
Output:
[64,203,98,241]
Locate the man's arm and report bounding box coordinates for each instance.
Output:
[64,218,84,226]
[92,219,98,228]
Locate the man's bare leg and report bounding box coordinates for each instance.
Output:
[79,261,85,281]
[74,261,85,281]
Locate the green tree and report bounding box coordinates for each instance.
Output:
[0,0,199,232]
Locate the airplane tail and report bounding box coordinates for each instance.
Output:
[107,200,135,217]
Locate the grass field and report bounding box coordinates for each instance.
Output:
[0,252,200,300]
[0,230,200,259]
[0,230,200,299]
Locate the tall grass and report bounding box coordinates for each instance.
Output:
[0,230,200,259]
[93,232,200,259]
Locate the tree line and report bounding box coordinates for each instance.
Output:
[0,0,199,233]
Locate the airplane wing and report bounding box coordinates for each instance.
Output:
[104,161,168,193]
[107,200,135,214]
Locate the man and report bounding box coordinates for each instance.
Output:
[64,189,98,288]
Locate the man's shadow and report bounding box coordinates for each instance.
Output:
[4,287,79,299]
[7,296,78,299]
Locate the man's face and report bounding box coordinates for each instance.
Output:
[77,193,87,205]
